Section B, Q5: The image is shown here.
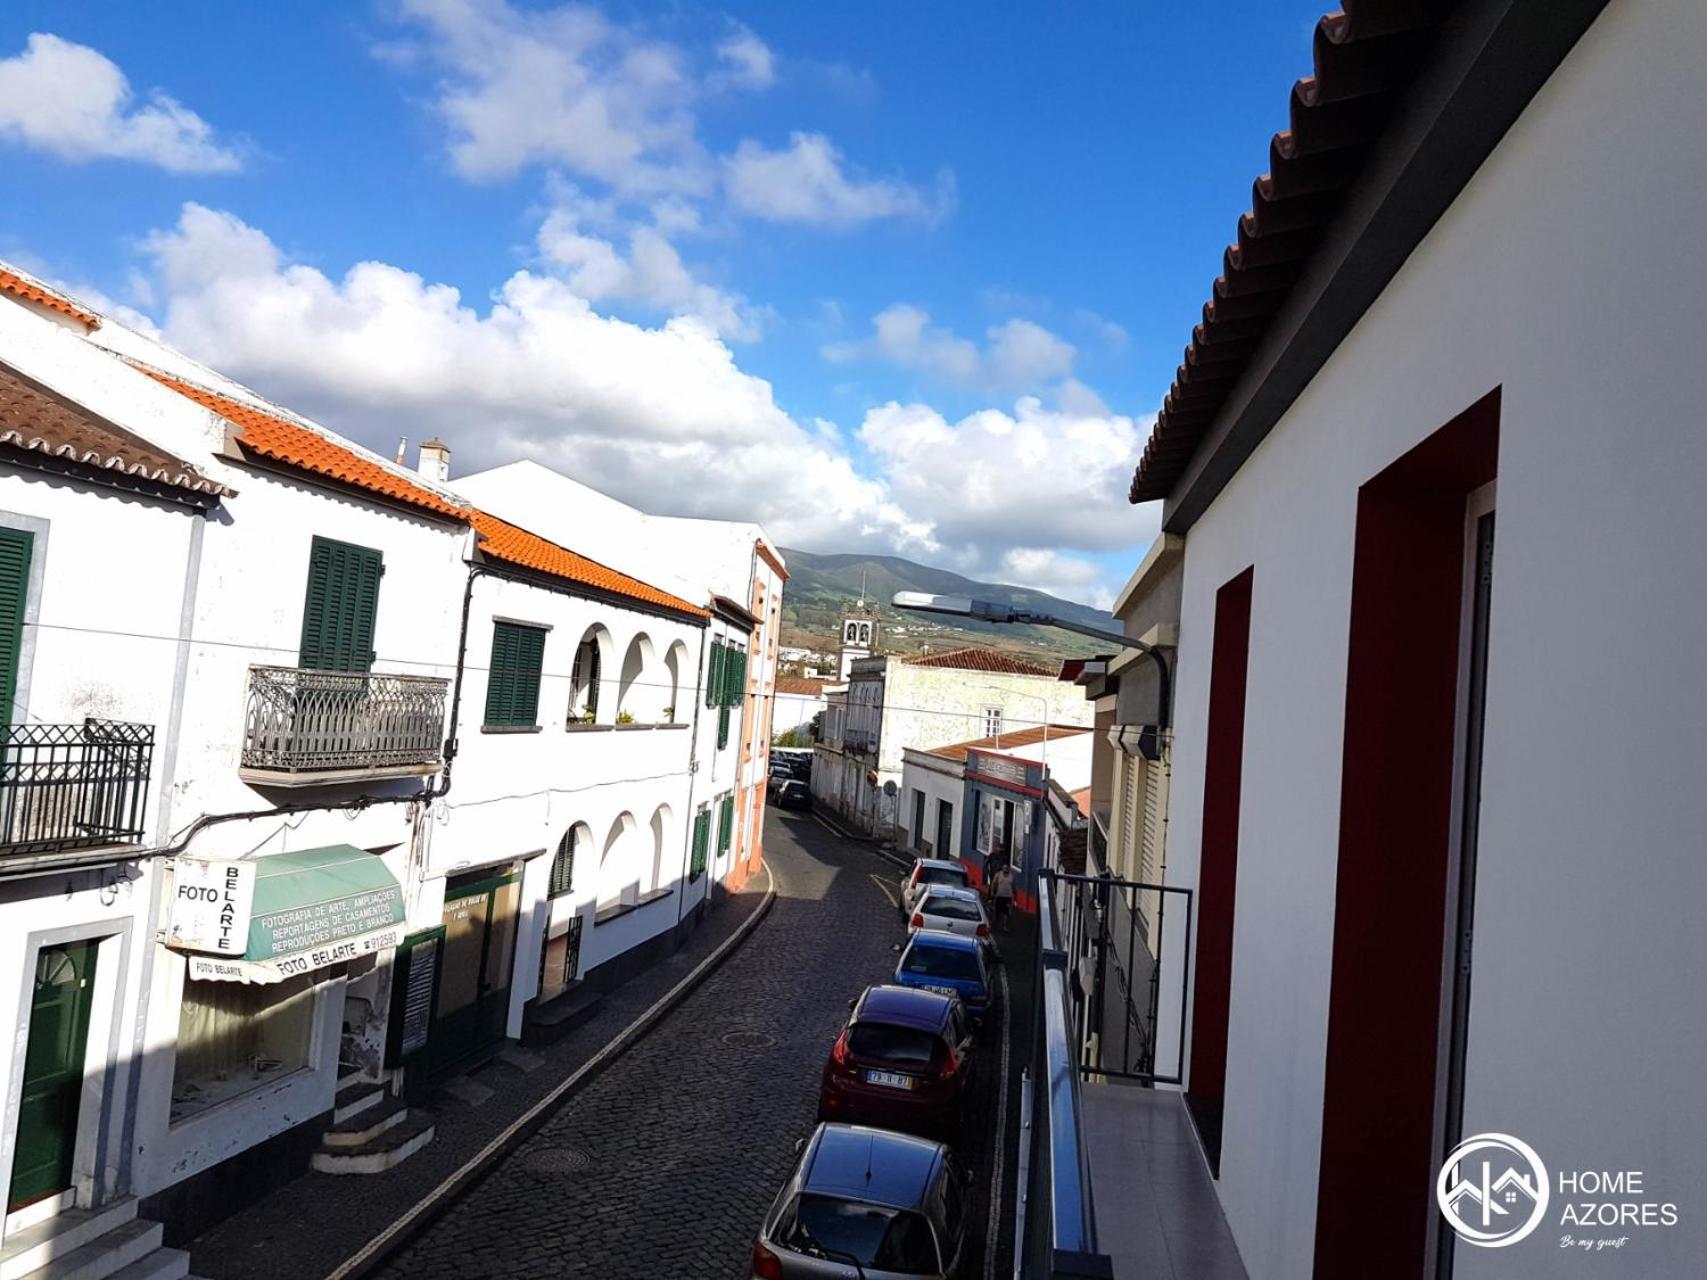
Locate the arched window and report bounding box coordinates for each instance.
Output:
[663,641,689,723]
[569,626,609,724]
[648,805,672,892]
[600,812,641,907]
[618,634,656,721]
[548,826,580,898]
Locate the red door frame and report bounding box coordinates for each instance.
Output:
[1186,566,1254,1174]
[1313,390,1500,1277]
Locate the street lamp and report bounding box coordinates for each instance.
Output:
[891,590,1171,729]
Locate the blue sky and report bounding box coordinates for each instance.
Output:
[0,0,1322,607]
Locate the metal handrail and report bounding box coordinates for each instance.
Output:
[242,665,449,772]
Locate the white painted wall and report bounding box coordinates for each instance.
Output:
[1159,4,1707,1274]
[898,754,964,859]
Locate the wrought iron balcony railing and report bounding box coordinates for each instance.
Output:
[241,665,449,783]
[0,719,153,857]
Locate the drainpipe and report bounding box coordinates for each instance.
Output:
[676,620,711,931]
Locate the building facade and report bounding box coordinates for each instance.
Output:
[0,263,783,1269]
[1044,4,1707,1277]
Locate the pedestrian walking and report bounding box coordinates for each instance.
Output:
[991,862,1016,931]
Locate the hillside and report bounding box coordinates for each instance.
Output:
[776,548,1118,662]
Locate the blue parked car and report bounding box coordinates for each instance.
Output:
[893,930,992,1027]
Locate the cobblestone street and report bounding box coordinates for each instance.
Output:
[368,810,1024,1279]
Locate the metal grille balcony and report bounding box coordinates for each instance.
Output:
[241,665,449,784]
[0,719,153,857]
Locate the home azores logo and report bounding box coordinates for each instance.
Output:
[1437,1133,1551,1247]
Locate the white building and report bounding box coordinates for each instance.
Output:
[771,676,829,743]
[1041,4,1707,1277]
[0,262,783,1268]
[899,724,1093,864]
[812,647,1091,839]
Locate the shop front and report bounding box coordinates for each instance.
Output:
[963,748,1047,913]
[140,844,406,1235]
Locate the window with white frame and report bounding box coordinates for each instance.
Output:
[983,706,1004,738]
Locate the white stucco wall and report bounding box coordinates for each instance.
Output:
[1159,4,1707,1275]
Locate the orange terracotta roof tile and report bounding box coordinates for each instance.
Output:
[926,723,1091,763]
[135,366,467,521]
[0,267,99,329]
[904,647,1057,676]
[471,510,708,620]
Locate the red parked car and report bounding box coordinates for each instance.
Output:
[818,985,976,1140]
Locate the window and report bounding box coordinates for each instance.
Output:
[485,621,546,728]
[982,706,1003,738]
[299,536,383,672]
[0,527,32,721]
[172,973,316,1121]
[569,637,600,723]
[690,809,710,881]
[719,793,735,854]
[706,641,724,708]
[548,827,577,898]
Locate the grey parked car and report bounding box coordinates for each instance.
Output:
[750,1123,969,1278]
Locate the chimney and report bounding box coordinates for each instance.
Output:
[394,436,408,465]
[417,438,451,482]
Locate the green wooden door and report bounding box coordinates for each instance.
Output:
[428,868,520,1076]
[8,941,99,1211]
[299,537,383,672]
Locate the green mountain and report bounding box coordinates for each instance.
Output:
[776,548,1118,661]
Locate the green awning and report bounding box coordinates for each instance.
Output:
[244,844,405,961]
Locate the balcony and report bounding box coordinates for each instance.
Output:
[241,665,450,787]
[0,719,153,863]
[1018,871,1246,1279]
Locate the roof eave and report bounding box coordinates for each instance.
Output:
[1140,0,1611,530]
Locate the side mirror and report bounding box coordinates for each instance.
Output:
[794,1137,807,1154]
[847,996,858,1011]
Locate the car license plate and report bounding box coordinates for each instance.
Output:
[924,984,957,997]
[865,1070,914,1090]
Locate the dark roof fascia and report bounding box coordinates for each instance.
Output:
[0,444,225,512]
[469,549,711,629]
[1160,0,1611,532]
[219,437,472,530]
[711,594,759,629]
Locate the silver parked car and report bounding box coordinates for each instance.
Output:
[898,858,971,919]
[750,1123,969,1278]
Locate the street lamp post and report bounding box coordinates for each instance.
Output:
[891,590,1171,731]
[987,684,1051,871]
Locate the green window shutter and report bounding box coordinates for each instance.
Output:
[486,621,546,727]
[690,811,709,879]
[719,794,734,853]
[706,641,723,708]
[0,528,32,722]
[548,828,576,898]
[299,536,383,672]
[717,705,730,749]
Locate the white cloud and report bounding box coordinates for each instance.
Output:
[395,0,706,192]
[118,205,1147,605]
[130,204,921,553]
[824,305,1075,392]
[0,33,242,173]
[535,184,762,339]
[713,29,774,91]
[857,397,1157,559]
[723,133,951,227]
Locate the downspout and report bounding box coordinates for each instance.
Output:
[676,619,711,930]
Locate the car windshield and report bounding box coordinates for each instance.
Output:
[921,866,968,887]
[848,1022,940,1068]
[902,944,983,983]
[921,896,981,922]
[789,1195,940,1273]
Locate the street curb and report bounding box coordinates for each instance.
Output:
[809,809,869,843]
[320,862,780,1280]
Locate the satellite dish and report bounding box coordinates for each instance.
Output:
[883,780,898,797]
